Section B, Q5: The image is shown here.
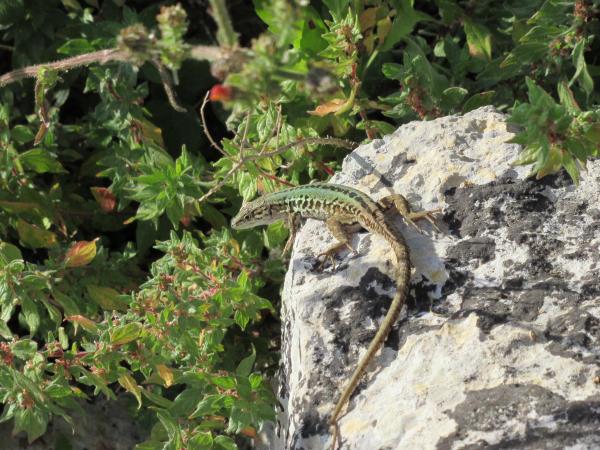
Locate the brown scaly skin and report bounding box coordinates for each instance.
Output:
[232,183,437,449]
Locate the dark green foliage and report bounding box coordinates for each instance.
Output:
[0,0,598,448]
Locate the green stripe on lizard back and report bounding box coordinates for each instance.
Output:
[263,182,380,218]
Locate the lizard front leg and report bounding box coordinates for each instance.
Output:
[282,213,301,255]
[316,218,358,271]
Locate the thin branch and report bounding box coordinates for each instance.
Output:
[199,92,226,156]
[188,45,226,61]
[0,49,127,87]
[151,59,186,113]
[196,136,358,204]
[208,0,239,48]
[256,167,295,187]
[249,136,357,161]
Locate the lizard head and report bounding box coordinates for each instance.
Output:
[231,197,284,229]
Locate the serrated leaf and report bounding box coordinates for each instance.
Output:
[118,374,142,409]
[109,322,142,345]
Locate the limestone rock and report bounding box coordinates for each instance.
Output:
[261,106,600,450]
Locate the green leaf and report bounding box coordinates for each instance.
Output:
[19,149,66,173]
[381,0,429,51]
[142,389,173,409]
[21,297,40,335]
[381,62,403,80]
[464,20,492,60]
[557,80,581,113]
[58,326,68,349]
[11,125,34,144]
[188,432,213,448]
[109,322,142,345]
[53,291,80,316]
[440,86,468,109]
[10,339,38,359]
[234,310,250,330]
[264,221,288,250]
[214,435,238,450]
[236,346,256,377]
[0,242,22,265]
[189,394,228,418]
[561,152,579,184]
[86,285,129,311]
[57,38,95,56]
[238,172,257,201]
[462,91,495,112]
[156,410,182,445]
[13,407,48,444]
[64,315,98,334]
[0,320,12,339]
[170,388,204,417]
[118,374,143,408]
[16,219,58,249]
[322,0,351,20]
[570,39,593,97]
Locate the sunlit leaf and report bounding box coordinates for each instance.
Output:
[64,239,98,268]
[16,219,57,249]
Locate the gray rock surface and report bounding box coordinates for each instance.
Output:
[261,106,600,450]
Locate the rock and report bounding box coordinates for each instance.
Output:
[261,106,600,449]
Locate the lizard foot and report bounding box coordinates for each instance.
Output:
[316,242,355,271]
[403,207,442,233]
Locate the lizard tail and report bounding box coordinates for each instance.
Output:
[329,235,410,424]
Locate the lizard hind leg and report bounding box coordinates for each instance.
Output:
[316,218,358,271]
[379,194,441,233]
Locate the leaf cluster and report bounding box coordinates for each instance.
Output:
[0,0,599,448]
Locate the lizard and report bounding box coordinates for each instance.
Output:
[231,182,437,448]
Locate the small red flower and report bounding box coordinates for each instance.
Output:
[209,84,233,102]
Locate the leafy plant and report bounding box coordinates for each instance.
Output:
[0,0,599,447]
